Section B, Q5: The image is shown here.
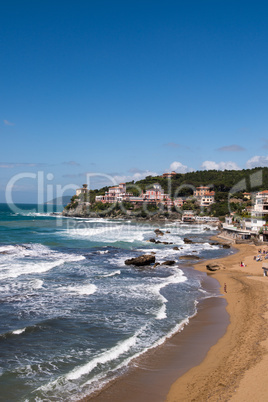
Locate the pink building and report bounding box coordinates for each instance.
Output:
[95,183,133,203]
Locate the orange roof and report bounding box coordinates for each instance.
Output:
[259,190,268,194]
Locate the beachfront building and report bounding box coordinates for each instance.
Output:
[262,225,268,242]
[182,211,196,222]
[222,216,267,242]
[242,218,265,233]
[194,186,215,207]
[252,190,268,218]
[76,184,89,197]
[195,216,219,223]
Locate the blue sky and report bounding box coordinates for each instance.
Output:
[1,0,268,202]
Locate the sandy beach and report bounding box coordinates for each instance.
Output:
[85,238,268,402]
[167,239,268,402]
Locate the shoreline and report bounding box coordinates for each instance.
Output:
[78,237,231,401]
[81,270,229,402]
[80,238,268,402]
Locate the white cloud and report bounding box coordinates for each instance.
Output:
[169,161,191,173]
[246,155,268,168]
[201,161,240,170]
[113,170,158,184]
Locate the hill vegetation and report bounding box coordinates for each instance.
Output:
[64,167,268,219]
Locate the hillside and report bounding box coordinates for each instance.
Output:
[64,167,268,219]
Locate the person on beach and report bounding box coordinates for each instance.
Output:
[224,283,227,293]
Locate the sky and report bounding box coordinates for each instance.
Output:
[1,0,268,203]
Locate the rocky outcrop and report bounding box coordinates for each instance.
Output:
[173,246,179,250]
[125,254,155,266]
[154,229,164,236]
[184,238,193,244]
[206,263,226,271]
[160,260,175,266]
[222,244,231,249]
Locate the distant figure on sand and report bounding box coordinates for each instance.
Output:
[240,261,245,267]
[224,283,227,293]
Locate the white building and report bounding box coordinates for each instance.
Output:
[242,218,265,233]
[252,190,268,217]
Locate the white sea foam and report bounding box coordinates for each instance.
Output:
[0,260,66,280]
[150,269,187,320]
[12,328,26,335]
[59,284,97,296]
[29,279,44,289]
[0,243,85,280]
[101,270,121,278]
[66,330,140,380]
[63,224,149,244]
[81,315,194,395]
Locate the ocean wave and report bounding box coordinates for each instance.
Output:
[0,243,85,280]
[66,331,139,381]
[101,270,121,278]
[62,224,148,244]
[150,269,187,320]
[58,284,97,296]
[12,327,26,335]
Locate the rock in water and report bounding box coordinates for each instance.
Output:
[183,238,193,244]
[154,229,164,236]
[161,260,175,266]
[125,254,156,266]
[179,255,201,260]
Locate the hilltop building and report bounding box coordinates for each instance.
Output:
[162,171,177,178]
[95,183,132,203]
[95,183,172,205]
[76,184,89,197]
[194,186,215,207]
[252,190,268,217]
[243,192,251,200]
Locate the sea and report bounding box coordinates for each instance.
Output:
[0,203,232,401]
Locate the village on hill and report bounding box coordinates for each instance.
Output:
[63,169,268,243]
